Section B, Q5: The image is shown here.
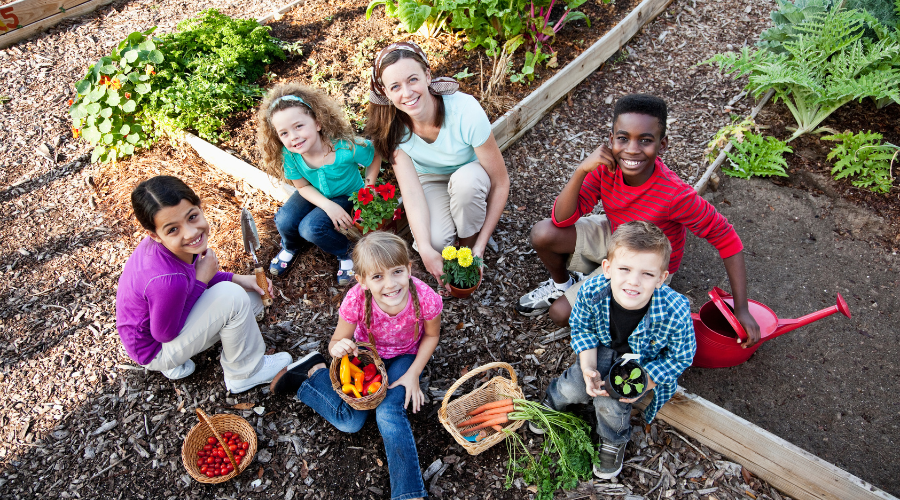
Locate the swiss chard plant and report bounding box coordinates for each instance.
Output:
[706,3,900,141]
[824,130,898,193]
[365,0,450,38]
[723,130,793,179]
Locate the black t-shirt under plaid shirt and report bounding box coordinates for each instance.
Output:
[608,295,651,355]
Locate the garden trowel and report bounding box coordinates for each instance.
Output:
[240,208,274,307]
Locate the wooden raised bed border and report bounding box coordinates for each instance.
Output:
[656,390,897,500]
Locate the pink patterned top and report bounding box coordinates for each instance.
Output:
[339,276,443,359]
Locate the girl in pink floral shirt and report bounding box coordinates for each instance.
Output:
[271,231,440,500]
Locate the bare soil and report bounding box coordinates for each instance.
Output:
[1,0,898,498]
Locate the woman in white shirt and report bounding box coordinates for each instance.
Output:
[365,42,510,288]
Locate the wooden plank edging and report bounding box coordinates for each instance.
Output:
[0,0,112,48]
[657,389,897,500]
[492,0,674,151]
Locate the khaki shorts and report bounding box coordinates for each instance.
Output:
[562,215,672,305]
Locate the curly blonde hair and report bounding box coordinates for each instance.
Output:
[255,83,359,183]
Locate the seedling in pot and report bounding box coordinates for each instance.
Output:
[614,367,644,396]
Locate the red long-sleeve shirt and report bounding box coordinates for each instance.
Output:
[552,158,743,273]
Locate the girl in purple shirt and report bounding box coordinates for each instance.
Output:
[115,176,291,393]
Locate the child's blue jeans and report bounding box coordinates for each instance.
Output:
[545,344,633,446]
[274,191,353,260]
[297,354,427,500]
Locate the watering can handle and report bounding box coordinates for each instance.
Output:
[709,287,749,343]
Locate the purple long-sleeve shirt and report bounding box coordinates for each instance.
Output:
[115,237,233,365]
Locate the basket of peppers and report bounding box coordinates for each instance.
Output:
[328,342,388,410]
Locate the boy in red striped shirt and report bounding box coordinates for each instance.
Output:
[516,94,760,345]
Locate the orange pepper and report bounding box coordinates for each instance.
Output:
[366,381,382,395]
[339,355,363,386]
[353,371,364,394]
[342,384,361,398]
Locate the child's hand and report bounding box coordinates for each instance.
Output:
[323,202,354,231]
[232,274,273,296]
[195,249,220,284]
[734,308,762,347]
[389,371,425,413]
[329,338,358,358]
[618,376,656,404]
[582,367,605,398]
[581,144,617,175]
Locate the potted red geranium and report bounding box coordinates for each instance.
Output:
[350,182,402,234]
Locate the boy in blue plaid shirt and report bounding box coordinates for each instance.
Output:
[532,221,696,479]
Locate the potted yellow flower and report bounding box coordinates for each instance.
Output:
[440,246,483,299]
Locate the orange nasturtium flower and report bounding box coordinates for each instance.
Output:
[71,126,81,139]
[98,75,111,87]
[109,78,122,90]
[124,92,131,99]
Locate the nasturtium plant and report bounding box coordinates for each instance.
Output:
[69,28,159,164]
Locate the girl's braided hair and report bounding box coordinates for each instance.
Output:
[353,231,421,349]
[255,82,362,183]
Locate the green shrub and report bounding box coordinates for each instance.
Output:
[723,131,793,179]
[824,131,898,193]
[69,10,285,163]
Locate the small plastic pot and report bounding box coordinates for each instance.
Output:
[603,355,648,400]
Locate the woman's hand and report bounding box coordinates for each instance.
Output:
[420,247,448,290]
[323,201,354,231]
[195,249,219,284]
[389,370,425,413]
[232,274,273,296]
[329,338,358,358]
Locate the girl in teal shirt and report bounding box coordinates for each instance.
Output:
[256,84,381,285]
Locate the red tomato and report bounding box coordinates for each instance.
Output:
[200,465,208,473]
[206,457,215,465]
[218,449,227,458]
[206,470,215,478]
[203,444,213,451]
[207,437,217,445]
[229,444,237,452]
[197,459,204,467]
[236,449,245,457]
[223,432,232,439]
[241,442,250,450]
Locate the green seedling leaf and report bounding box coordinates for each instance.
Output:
[622,384,631,395]
[614,375,623,385]
[102,133,114,145]
[635,383,645,393]
[87,87,106,103]
[629,368,641,380]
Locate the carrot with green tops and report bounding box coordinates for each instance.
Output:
[457,411,505,427]
[460,404,514,424]
[467,398,513,416]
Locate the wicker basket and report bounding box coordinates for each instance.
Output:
[181,408,258,484]
[329,342,388,410]
[438,362,526,455]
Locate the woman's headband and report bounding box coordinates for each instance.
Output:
[368,41,459,105]
[268,95,312,112]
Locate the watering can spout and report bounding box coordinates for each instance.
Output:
[767,293,852,340]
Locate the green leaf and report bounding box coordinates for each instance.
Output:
[128,73,141,84]
[85,102,102,115]
[126,31,145,45]
[70,104,88,120]
[75,80,91,94]
[122,99,137,113]
[148,50,164,64]
[98,119,112,133]
[635,383,644,393]
[106,92,121,106]
[138,40,156,51]
[100,64,117,74]
[122,143,135,155]
[614,375,623,385]
[82,126,101,143]
[100,107,113,118]
[87,87,106,103]
[629,368,641,380]
[91,146,105,163]
[123,50,139,63]
[119,124,131,135]
[135,83,151,94]
[622,384,631,395]
[126,133,141,144]
[102,133,114,145]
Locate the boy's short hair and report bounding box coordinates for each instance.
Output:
[607,221,672,271]
[613,94,668,137]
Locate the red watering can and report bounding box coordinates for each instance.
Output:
[691,287,851,368]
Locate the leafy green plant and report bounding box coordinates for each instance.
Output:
[69,28,160,163]
[350,183,401,234]
[452,67,476,79]
[510,45,550,83]
[366,0,449,38]
[614,367,645,396]
[524,0,590,52]
[705,116,761,163]
[706,4,900,141]
[504,399,598,500]
[824,130,898,193]
[722,130,793,179]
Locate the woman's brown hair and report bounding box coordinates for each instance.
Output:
[352,231,422,348]
[256,83,360,183]
[364,50,445,163]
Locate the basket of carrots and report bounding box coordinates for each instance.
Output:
[438,361,527,455]
[329,342,388,410]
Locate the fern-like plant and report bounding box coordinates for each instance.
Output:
[706,4,900,141]
[823,130,898,193]
[723,131,793,179]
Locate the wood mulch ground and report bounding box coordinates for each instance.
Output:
[1,0,898,498]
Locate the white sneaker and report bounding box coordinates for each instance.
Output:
[516,278,567,316]
[527,421,546,435]
[162,359,195,380]
[225,352,292,394]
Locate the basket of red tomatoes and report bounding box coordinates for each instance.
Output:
[181,408,257,483]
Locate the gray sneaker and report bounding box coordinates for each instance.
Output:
[593,441,626,479]
[516,278,566,316]
[162,359,195,380]
[226,352,292,394]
